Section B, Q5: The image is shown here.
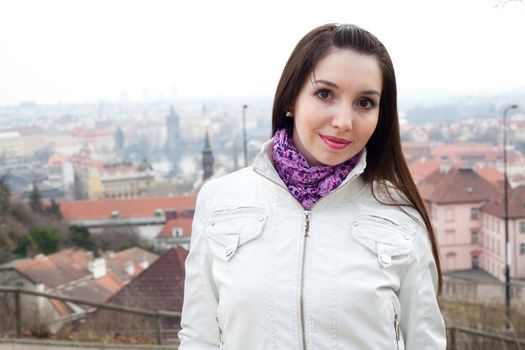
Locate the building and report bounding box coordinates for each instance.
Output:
[164,105,182,173]
[70,127,114,153]
[419,166,499,273]
[17,127,48,156]
[155,217,193,251]
[98,160,154,199]
[480,185,525,281]
[0,131,23,160]
[86,247,188,340]
[69,150,155,200]
[47,154,75,197]
[0,247,157,332]
[202,129,214,181]
[60,195,196,242]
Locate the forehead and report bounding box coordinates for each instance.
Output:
[310,48,382,91]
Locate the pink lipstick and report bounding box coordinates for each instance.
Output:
[320,134,351,150]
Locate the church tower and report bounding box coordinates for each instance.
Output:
[203,129,214,181]
[164,105,181,173]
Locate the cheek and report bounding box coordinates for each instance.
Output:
[358,117,379,140]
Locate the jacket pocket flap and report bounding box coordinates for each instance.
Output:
[351,214,413,257]
[206,207,267,260]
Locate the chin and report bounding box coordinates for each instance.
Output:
[314,155,348,167]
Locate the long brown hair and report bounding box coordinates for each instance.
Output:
[272,23,443,293]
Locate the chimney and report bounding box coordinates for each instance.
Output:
[91,257,106,279]
[139,258,149,270]
[125,261,135,276]
[440,156,452,173]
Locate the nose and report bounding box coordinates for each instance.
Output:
[330,102,353,131]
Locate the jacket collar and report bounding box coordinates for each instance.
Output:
[252,137,367,190]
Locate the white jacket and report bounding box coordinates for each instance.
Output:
[179,140,447,350]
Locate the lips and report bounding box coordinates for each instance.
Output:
[319,134,351,150]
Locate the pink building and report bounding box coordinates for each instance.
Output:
[419,166,498,273]
[480,185,525,281]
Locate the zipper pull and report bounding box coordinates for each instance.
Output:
[304,210,311,237]
[394,314,400,342]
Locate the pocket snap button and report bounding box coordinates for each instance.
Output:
[225,248,234,257]
[258,216,264,222]
[380,254,392,265]
[352,221,358,226]
[210,221,215,226]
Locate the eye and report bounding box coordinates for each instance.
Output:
[315,88,333,101]
[357,97,376,109]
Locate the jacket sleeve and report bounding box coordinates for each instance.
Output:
[178,187,220,349]
[398,224,447,350]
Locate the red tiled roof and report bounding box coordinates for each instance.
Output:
[63,271,125,304]
[47,154,66,167]
[14,248,91,288]
[432,143,500,162]
[481,185,525,219]
[95,247,188,312]
[157,218,193,239]
[49,298,72,317]
[408,159,441,184]
[104,247,158,282]
[419,167,499,204]
[477,166,503,186]
[59,195,196,221]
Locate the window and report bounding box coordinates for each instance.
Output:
[521,244,525,255]
[472,255,479,269]
[520,222,525,234]
[445,208,455,222]
[497,240,500,256]
[172,227,183,237]
[445,230,455,245]
[471,231,479,244]
[471,208,479,220]
[446,253,457,270]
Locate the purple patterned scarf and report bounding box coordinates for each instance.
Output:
[272,129,359,209]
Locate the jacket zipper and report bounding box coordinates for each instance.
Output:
[217,316,224,349]
[299,210,311,350]
[253,165,362,349]
[393,303,400,350]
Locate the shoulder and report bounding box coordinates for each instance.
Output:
[200,167,254,194]
[196,167,264,214]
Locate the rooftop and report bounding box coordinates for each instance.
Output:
[59,195,196,221]
[481,184,525,219]
[96,247,188,312]
[157,218,193,239]
[419,167,499,204]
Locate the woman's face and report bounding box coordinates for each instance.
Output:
[291,48,382,166]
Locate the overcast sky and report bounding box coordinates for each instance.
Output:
[0,0,524,106]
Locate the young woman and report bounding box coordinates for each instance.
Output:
[179,23,446,349]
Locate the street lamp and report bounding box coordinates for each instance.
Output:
[242,104,248,167]
[503,103,517,326]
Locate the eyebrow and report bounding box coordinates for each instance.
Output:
[313,79,381,97]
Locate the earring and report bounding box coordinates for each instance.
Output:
[285,111,293,118]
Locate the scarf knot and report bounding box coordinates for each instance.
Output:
[272,129,359,209]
